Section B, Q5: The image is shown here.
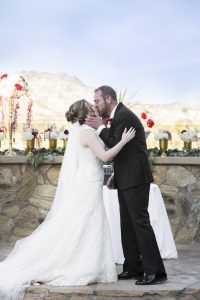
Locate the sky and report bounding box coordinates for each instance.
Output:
[1,0,200,103]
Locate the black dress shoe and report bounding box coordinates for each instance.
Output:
[118,271,144,280]
[135,272,167,285]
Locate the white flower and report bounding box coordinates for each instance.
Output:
[0,132,5,140]
[22,132,34,141]
[178,129,197,142]
[58,132,68,140]
[22,127,39,141]
[44,123,59,139]
[44,129,59,139]
[154,129,171,140]
[58,127,69,140]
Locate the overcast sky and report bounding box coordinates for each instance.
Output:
[1,0,200,103]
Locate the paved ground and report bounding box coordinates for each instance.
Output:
[0,241,200,299]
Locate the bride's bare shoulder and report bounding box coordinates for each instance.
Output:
[80,125,96,146]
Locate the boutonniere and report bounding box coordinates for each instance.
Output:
[105,118,113,128]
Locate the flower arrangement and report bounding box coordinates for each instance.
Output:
[44,123,59,140]
[140,111,155,128]
[0,73,32,155]
[105,118,113,128]
[178,128,198,142]
[154,129,172,140]
[58,127,69,140]
[22,126,39,141]
[0,125,6,140]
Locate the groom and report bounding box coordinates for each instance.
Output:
[85,85,167,285]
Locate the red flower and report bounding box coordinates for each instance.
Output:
[15,83,23,91]
[147,119,154,128]
[141,112,147,119]
[32,130,39,138]
[1,74,8,79]
[105,118,113,125]
[64,129,69,135]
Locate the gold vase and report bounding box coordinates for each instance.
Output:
[26,139,35,154]
[183,141,192,150]
[49,139,57,150]
[159,138,168,157]
[63,139,67,150]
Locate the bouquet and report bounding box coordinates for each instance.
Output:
[22,126,39,141]
[44,123,59,140]
[58,127,69,140]
[178,128,198,142]
[154,129,172,140]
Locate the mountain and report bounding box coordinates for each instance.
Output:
[21,71,200,127]
[21,71,94,128]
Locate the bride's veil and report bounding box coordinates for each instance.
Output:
[0,122,81,300]
[46,121,80,218]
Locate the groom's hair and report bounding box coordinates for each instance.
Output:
[95,86,117,102]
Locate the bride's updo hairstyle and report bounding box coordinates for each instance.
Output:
[66,99,89,125]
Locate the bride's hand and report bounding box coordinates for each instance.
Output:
[121,127,136,145]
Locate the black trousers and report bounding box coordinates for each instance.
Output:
[118,184,166,275]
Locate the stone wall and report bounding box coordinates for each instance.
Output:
[0,157,199,243]
[153,162,200,243]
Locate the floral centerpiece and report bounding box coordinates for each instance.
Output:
[22,126,39,141]
[58,126,69,149]
[22,126,39,153]
[178,128,198,149]
[0,73,32,155]
[154,129,172,157]
[44,123,59,150]
[154,129,172,141]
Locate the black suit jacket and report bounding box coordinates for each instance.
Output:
[99,103,154,190]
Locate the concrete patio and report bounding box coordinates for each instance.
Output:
[0,241,199,299]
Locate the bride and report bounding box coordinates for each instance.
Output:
[0,99,135,300]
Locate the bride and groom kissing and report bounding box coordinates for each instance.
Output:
[0,85,167,300]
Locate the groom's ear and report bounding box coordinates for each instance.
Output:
[106,95,112,104]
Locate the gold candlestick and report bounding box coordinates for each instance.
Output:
[159,138,168,157]
[4,96,17,156]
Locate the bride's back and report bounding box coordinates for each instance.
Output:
[65,122,104,183]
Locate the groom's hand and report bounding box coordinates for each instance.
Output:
[107,174,116,190]
[85,116,104,129]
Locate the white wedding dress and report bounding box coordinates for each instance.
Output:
[0,122,117,300]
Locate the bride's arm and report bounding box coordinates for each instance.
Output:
[80,128,135,162]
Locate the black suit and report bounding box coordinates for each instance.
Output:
[100,103,166,275]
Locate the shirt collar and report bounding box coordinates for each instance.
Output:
[110,104,118,118]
